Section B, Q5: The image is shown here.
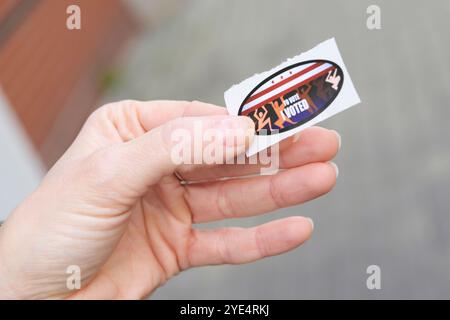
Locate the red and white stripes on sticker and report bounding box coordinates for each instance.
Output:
[241,62,335,115]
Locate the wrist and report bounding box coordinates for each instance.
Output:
[0,217,40,300]
[0,221,23,299]
[0,270,21,300]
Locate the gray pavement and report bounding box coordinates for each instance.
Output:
[102,0,450,299]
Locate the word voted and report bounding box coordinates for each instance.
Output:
[281,93,310,120]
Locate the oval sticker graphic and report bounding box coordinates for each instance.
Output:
[238,59,344,135]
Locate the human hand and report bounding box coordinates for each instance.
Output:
[0,100,340,299]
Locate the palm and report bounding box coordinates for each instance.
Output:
[72,175,192,299]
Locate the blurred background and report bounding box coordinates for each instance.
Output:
[1,0,450,299]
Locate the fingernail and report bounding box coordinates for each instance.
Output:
[328,161,339,178]
[307,217,314,230]
[293,132,301,143]
[331,130,341,150]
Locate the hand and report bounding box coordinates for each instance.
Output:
[0,100,340,299]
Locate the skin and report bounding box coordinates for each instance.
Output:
[0,100,340,299]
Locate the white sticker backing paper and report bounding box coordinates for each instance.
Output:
[224,38,361,156]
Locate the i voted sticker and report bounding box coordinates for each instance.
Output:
[238,60,343,135]
[225,38,361,156]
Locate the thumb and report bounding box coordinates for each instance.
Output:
[94,115,255,197]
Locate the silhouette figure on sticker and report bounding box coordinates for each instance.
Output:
[298,84,318,114]
[312,77,334,102]
[272,99,295,129]
[253,105,273,132]
[325,68,341,90]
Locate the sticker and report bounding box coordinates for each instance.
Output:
[225,38,361,156]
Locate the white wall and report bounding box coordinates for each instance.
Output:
[0,89,44,220]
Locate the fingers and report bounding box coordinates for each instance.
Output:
[187,216,314,267]
[186,162,338,223]
[179,127,341,182]
[88,115,255,199]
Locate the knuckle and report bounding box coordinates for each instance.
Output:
[111,99,141,113]
[269,176,287,208]
[88,100,140,123]
[88,100,149,142]
[217,182,235,219]
[216,228,233,263]
[254,227,271,258]
[88,102,116,121]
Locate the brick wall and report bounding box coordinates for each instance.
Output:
[0,0,135,166]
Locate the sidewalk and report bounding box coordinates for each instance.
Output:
[102,0,450,299]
